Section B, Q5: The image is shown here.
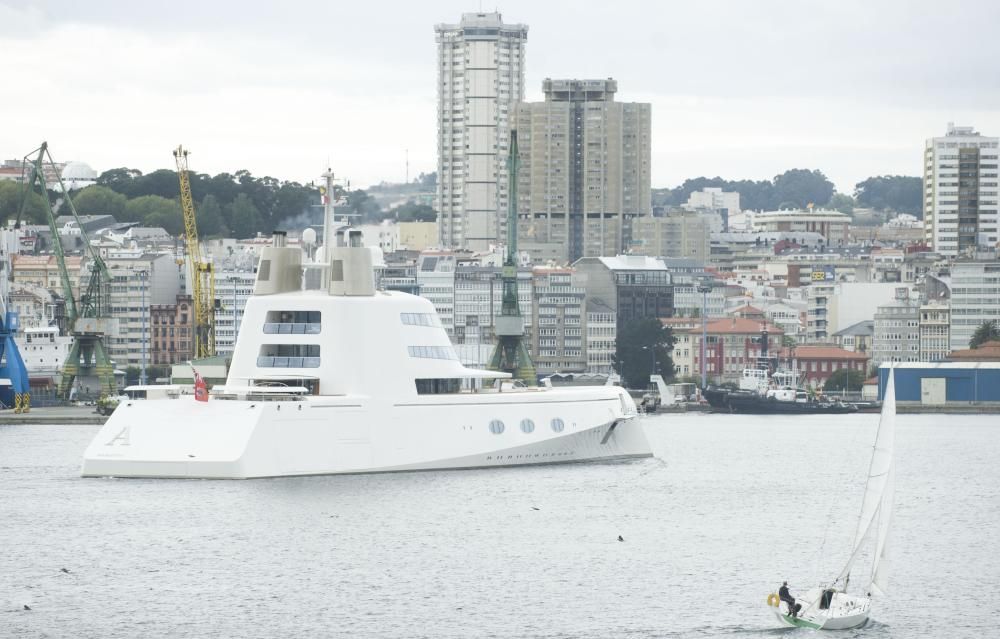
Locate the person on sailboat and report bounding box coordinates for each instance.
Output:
[779,582,801,617]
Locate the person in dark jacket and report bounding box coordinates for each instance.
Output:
[779,582,801,617]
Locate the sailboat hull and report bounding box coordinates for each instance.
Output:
[771,589,871,630]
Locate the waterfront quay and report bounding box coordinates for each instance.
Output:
[0,406,107,425]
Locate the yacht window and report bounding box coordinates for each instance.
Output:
[401,313,443,328]
[257,344,321,368]
[488,419,505,434]
[520,418,535,434]
[407,345,458,360]
[264,311,322,334]
[415,378,462,394]
[550,418,565,432]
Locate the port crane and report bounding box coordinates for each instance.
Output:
[16,142,115,399]
[172,145,215,358]
[487,129,536,385]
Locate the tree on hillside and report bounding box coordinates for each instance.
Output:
[225,194,260,239]
[612,318,676,389]
[72,185,127,219]
[824,368,865,392]
[827,193,856,215]
[970,320,1000,349]
[854,176,922,216]
[97,168,143,196]
[772,169,834,209]
[392,202,436,223]
[123,195,179,226]
[196,194,227,237]
[0,180,49,224]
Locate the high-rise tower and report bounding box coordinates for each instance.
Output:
[435,12,528,251]
[923,123,999,255]
[514,79,651,263]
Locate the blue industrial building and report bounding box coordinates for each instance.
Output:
[878,363,1000,405]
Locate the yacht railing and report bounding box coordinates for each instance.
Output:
[256,356,321,368]
[262,322,321,335]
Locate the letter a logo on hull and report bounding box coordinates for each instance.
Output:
[106,426,131,446]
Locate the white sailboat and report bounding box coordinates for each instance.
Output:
[766,366,896,630]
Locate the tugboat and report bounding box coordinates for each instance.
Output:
[702,329,857,415]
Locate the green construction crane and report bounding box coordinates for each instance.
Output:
[487,129,536,385]
[16,142,115,399]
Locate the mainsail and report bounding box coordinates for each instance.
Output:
[837,367,896,593]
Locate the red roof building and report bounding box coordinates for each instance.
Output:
[778,345,870,388]
[678,318,783,383]
[945,340,1000,362]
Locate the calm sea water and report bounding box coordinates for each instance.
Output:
[2,413,998,638]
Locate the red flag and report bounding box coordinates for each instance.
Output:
[194,371,208,403]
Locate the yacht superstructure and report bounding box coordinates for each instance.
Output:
[82,229,650,478]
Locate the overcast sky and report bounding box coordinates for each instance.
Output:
[3,0,999,194]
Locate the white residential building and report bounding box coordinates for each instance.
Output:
[106,253,183,368]
[531,268,585,374]
[415,251,458,337]
[435,12,527,251]
[919,302,951,362]
[585,301,616,375]
[685,187,740,231]
[871,289,920,367]
[805,282,901,342]
[452,264,533,346]
[949,260,1000,351]
[923,124,1000,255]
[213,270,257,356]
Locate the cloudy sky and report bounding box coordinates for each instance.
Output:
[3,0,999,193]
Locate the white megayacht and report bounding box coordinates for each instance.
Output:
[82,229,651,479]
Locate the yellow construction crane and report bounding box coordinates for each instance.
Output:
[173,145,215,358]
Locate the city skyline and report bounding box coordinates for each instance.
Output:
[3,1,1000,193]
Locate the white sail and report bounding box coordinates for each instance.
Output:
[837,367,896,587]
[870,459,894,596]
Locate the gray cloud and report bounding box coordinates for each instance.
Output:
[3,0,999,192]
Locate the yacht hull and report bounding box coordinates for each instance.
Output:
[82,389,651,479]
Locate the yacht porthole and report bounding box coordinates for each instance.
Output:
[520,418,535,434]
[489,419,505,435]
[550,418,565,433]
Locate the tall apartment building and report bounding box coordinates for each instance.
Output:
[516,79,651,263]
[106,253,183,369]
[923,124,1000,255]
[949,260,1000,351]
[531,267,586,374]
[435,12,528,251]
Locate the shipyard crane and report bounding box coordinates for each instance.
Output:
[172,145,215,358]
[16,142,115,399]
[487,129,536,385]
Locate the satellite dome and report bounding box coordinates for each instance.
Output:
[302,227,317,245]
[61,162,98,181]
